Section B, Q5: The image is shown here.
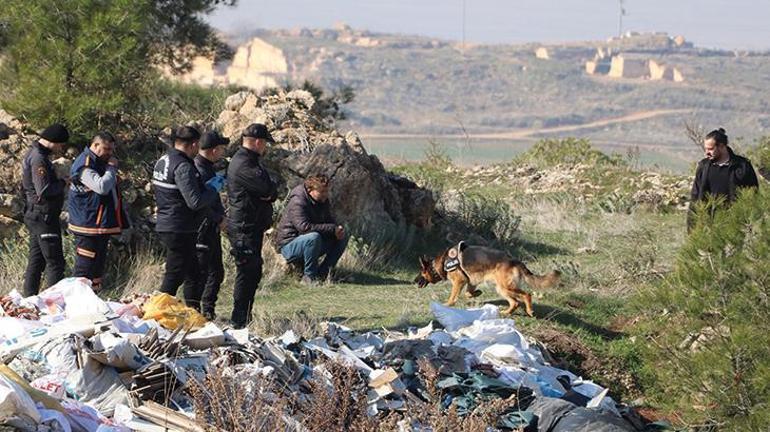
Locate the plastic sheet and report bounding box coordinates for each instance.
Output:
[141,293,206,331]
[429,301,499,332]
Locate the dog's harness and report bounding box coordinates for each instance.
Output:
[439,241,471,280]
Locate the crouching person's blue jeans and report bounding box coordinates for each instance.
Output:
[280,232,348,279]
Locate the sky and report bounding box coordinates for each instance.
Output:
[207,0,770,51]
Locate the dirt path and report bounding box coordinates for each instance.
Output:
[361,109,690,140]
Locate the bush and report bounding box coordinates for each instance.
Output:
[438,191,521,255]
[635,188,770,429]
[515,138,624,169]
[745,135,770,181]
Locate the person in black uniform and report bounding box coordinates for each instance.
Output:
[227,123,278,328]
[67,132,130,291]
[152,126,223,310]
[21,123,69,296]
[688,128,759,231]
[193,131,229,320]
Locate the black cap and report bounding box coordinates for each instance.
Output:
[242,123,275,142]
[199,130,229,150]
[40,123,69,143]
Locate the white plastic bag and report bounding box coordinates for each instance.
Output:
[0,373,41,425]
[429,302,499,332]
[0,316,47,346]
[88,333,149,371]
[38,406,73,432]
[185,322,226,349]
[34,278,112,318]
[62,399,117,432]
[480,343,532,367]
[65,357,129,416]
[453,319,546,366]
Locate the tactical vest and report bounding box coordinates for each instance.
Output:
[153,148,200,233]
[68,148,124,235]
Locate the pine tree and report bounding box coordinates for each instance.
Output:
[639,188,770,429]
[0,0,234,137]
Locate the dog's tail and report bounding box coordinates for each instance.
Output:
[515,262,561,289]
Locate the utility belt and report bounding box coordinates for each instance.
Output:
[25,204,60,225]
[227,231,263,265]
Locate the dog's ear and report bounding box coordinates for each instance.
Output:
[419,256,428,269]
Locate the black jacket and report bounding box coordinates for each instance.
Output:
[152,148,217,233]
[688,147,759,230]
[275,184,337,249]
[226,147,277,237]
[21,140,65,222]
[194,155,226,226]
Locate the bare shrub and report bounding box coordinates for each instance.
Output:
[299,361,379,432]
[190,366,296,432]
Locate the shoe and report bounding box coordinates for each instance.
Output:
[301,275,320,286]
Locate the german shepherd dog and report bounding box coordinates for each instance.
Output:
[415,242,560,317]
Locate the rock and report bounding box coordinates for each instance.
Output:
[224,91,250,112]
[0,109,23,131]
[285,90,315,110]
[0,133,28,194]
[0,193,24,219]
[0,214,22,238]
[268,142,434,233]
[218,89,345,153]
[217,111,249,140]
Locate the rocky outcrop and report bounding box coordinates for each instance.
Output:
[272,142,435,231]
[219,89,436,231]
[217,89,338,151]
[173,37,288,91]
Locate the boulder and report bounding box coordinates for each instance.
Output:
[218,89,437,233]
[0,193,24,219]
[0,215,22,238]
[267,142,435,232]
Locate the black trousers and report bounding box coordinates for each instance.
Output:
[196,226,224,316]
[73,234,110,289]
[158,232,202,311]
[228,231,264,328]
[23,214,65,297]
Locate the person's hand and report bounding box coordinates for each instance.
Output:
[108,157,119,168]
[335,225,345,240]
[206,175,225,193]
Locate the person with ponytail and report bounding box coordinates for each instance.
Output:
[687,127,758,231]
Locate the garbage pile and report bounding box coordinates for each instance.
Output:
[0,278,650,431]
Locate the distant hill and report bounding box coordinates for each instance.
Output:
[174,25,770,168]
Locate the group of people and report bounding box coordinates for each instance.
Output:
[21,122,348,329]
[18,121,759,328]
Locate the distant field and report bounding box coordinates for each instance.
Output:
[363,136,697,173]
